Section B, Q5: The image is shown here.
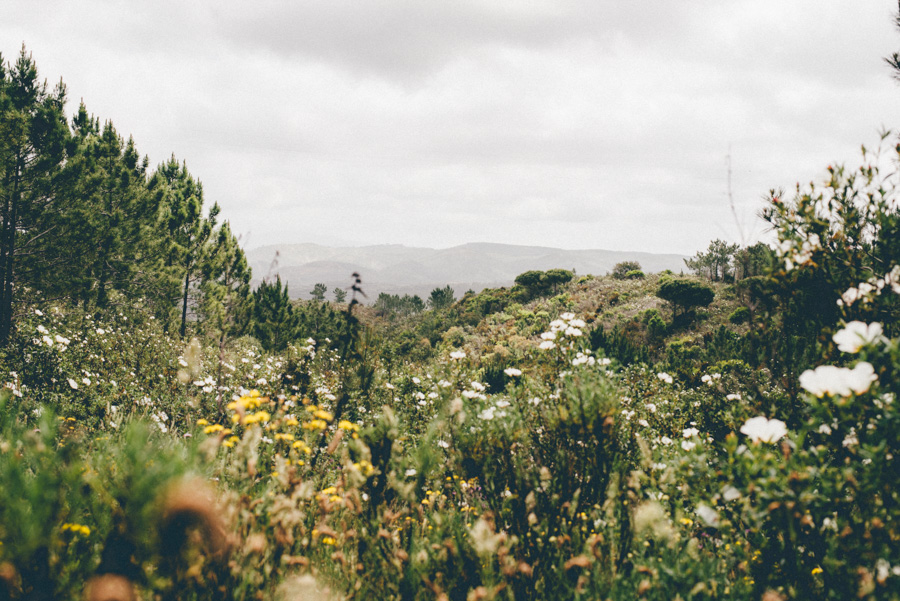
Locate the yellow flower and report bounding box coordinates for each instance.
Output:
[811,566,823,575]
[204,424,224,434]
[338,420,359,432]
[292,440,312,455]
[196,418,209,426]
[314,409,333,421]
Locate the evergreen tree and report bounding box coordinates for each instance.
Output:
[428,285,455,310]
[147,156,219,337]
[310,282,327,301]
[200,221,252,340]
[251,276,296,351]
[0,48,69,344]
[58,110,154,309]
[333,287,347,304]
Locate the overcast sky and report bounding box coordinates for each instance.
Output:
[3,1,899,254]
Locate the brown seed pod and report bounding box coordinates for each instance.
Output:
[83,574,134,601]
[159,478,229,558]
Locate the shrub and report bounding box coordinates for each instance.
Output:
[624,269,645,279]
[656,278,715,320]
[611,261,642,279]
[728,306,750,324]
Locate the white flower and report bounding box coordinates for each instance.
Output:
[696,504,719,527]
[471,381,485,392]
[726,393,741,401]
[82,377,91,386]
[646,403,657,413]
[564,326,583,337]
[437,440,450,448]
[599,357,612,366]
[34,309,43,316]
[721,486,741,502]
[385,382,395,390]
[701,374,712,385]
[412,377,421,385]
[657,372,673,384]
[740,416,788,443]
[833,321,884,354]
[42,335,53,347]
[539,340,556,350]
[67,378,78,390]
[681,440,697,451]
[478,407,496,420]
[36,325,49,335]
[560,312,575,321]
[569,318,586,328]
[682,427,699,438]
[540,331,557,341]
[503,367,522,377]
[496,400,510,408]
[817,424,832,435]
[638,419,649,427]
[660,436,673,446]
[799,362,877,397]
[450,350,466,360]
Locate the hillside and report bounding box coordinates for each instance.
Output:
[246,242,688,300]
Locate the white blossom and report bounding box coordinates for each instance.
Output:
[833,321,884,354]
[740,416,788,443]
[799,362,877,397]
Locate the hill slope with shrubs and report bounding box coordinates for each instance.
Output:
[1,50,900,601]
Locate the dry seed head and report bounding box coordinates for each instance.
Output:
[84,574,134,601]
[160,478,229,557]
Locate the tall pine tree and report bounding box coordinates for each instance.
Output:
[0,47,69,344]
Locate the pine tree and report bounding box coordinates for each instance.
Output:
[58,108,154,309]
[0,48,69,344]
[147,156,219,337]
[251,276,297,351]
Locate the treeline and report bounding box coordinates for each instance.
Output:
[0,47,250,345]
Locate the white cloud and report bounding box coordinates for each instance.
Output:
[1,0,899,253]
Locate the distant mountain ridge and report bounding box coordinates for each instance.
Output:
[245,242,688,301]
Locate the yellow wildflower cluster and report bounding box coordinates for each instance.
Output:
[302,419,328,431]
[242,410,271,426]
[226,390,268,412]
[292,440,312,455]
[61,523,90,536]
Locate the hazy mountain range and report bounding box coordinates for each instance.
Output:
[246,243,688,301]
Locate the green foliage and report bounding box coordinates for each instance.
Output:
[684,239,740,281]
[333,287,347,304]
[728,306,750,324]
[513,269,574,299]
[309,282,327,301]
[624,269,644,279]
[428,285,455,310]
[373,292,425,317]
[656,278,715,321]
[611,261,641,279]
[251,276,296,351]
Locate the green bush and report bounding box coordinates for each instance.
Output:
[728,306,750,324]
